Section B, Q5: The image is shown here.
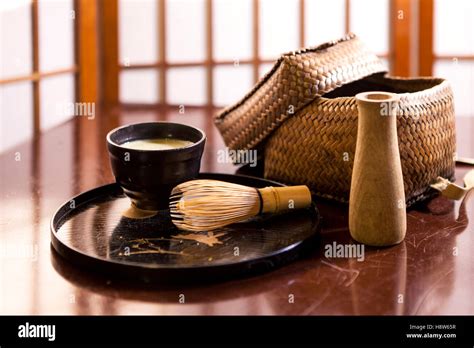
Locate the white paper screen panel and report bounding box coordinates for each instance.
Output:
[259,0,300,60]
[305,0,345,47]
[166,0,206,63]
[0,82,33,152]
[119,0,158,65]
[212,0,253,61]
[40,74,75,131]
[213,65,254,107]
[379,57,389,71]
[38,0,74,72]
[434,61,474,118]
[0,1,32,79]
[350,0,389,54]
[167,67,207,105]
[259,63,274,79]
[120,69,159,104]
[434,0,474,56]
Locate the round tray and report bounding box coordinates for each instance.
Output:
[51,173,321,283]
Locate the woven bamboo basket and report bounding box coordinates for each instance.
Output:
[214,34,456,206]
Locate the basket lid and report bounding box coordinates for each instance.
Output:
[215,33,387,151]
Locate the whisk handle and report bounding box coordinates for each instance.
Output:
[258,186,312,214]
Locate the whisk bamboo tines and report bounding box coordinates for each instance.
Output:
[169,179,312,232]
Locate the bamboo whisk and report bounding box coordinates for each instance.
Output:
[169,179,312,232]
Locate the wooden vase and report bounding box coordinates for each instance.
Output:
[349,92,407,246]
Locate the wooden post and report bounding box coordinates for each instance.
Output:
[344,0,351,33]
[418,0,433,76]
[31,0,40,135]
[252,0,260,83]
[74,0,102,190]
[75,0,99,103]
[390,0,411,76]
[98,0,119,107]
[299,0,305,48]
[158,0,167,104]
[206,0,214,106]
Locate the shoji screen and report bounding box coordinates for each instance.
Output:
[432,0,474,159]
[0,1,34,152]
[433,0,474,118]
[0,0,76,152]
[118,0,392,108]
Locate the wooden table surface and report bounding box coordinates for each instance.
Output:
[1,106,473,315]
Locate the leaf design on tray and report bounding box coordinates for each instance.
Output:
[171,232,227,247]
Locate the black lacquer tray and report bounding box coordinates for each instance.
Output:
[51,173,321,283]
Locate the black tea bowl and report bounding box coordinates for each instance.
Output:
[106,122,206,210]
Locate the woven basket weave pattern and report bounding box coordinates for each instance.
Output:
[214,34,456,206]
[215,34,386,150]
[263,75,456,206]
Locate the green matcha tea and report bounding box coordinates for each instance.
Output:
[121,138,193,151]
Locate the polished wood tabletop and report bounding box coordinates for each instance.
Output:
[1,106,473,315]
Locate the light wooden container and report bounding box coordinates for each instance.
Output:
[349,92,407,246]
